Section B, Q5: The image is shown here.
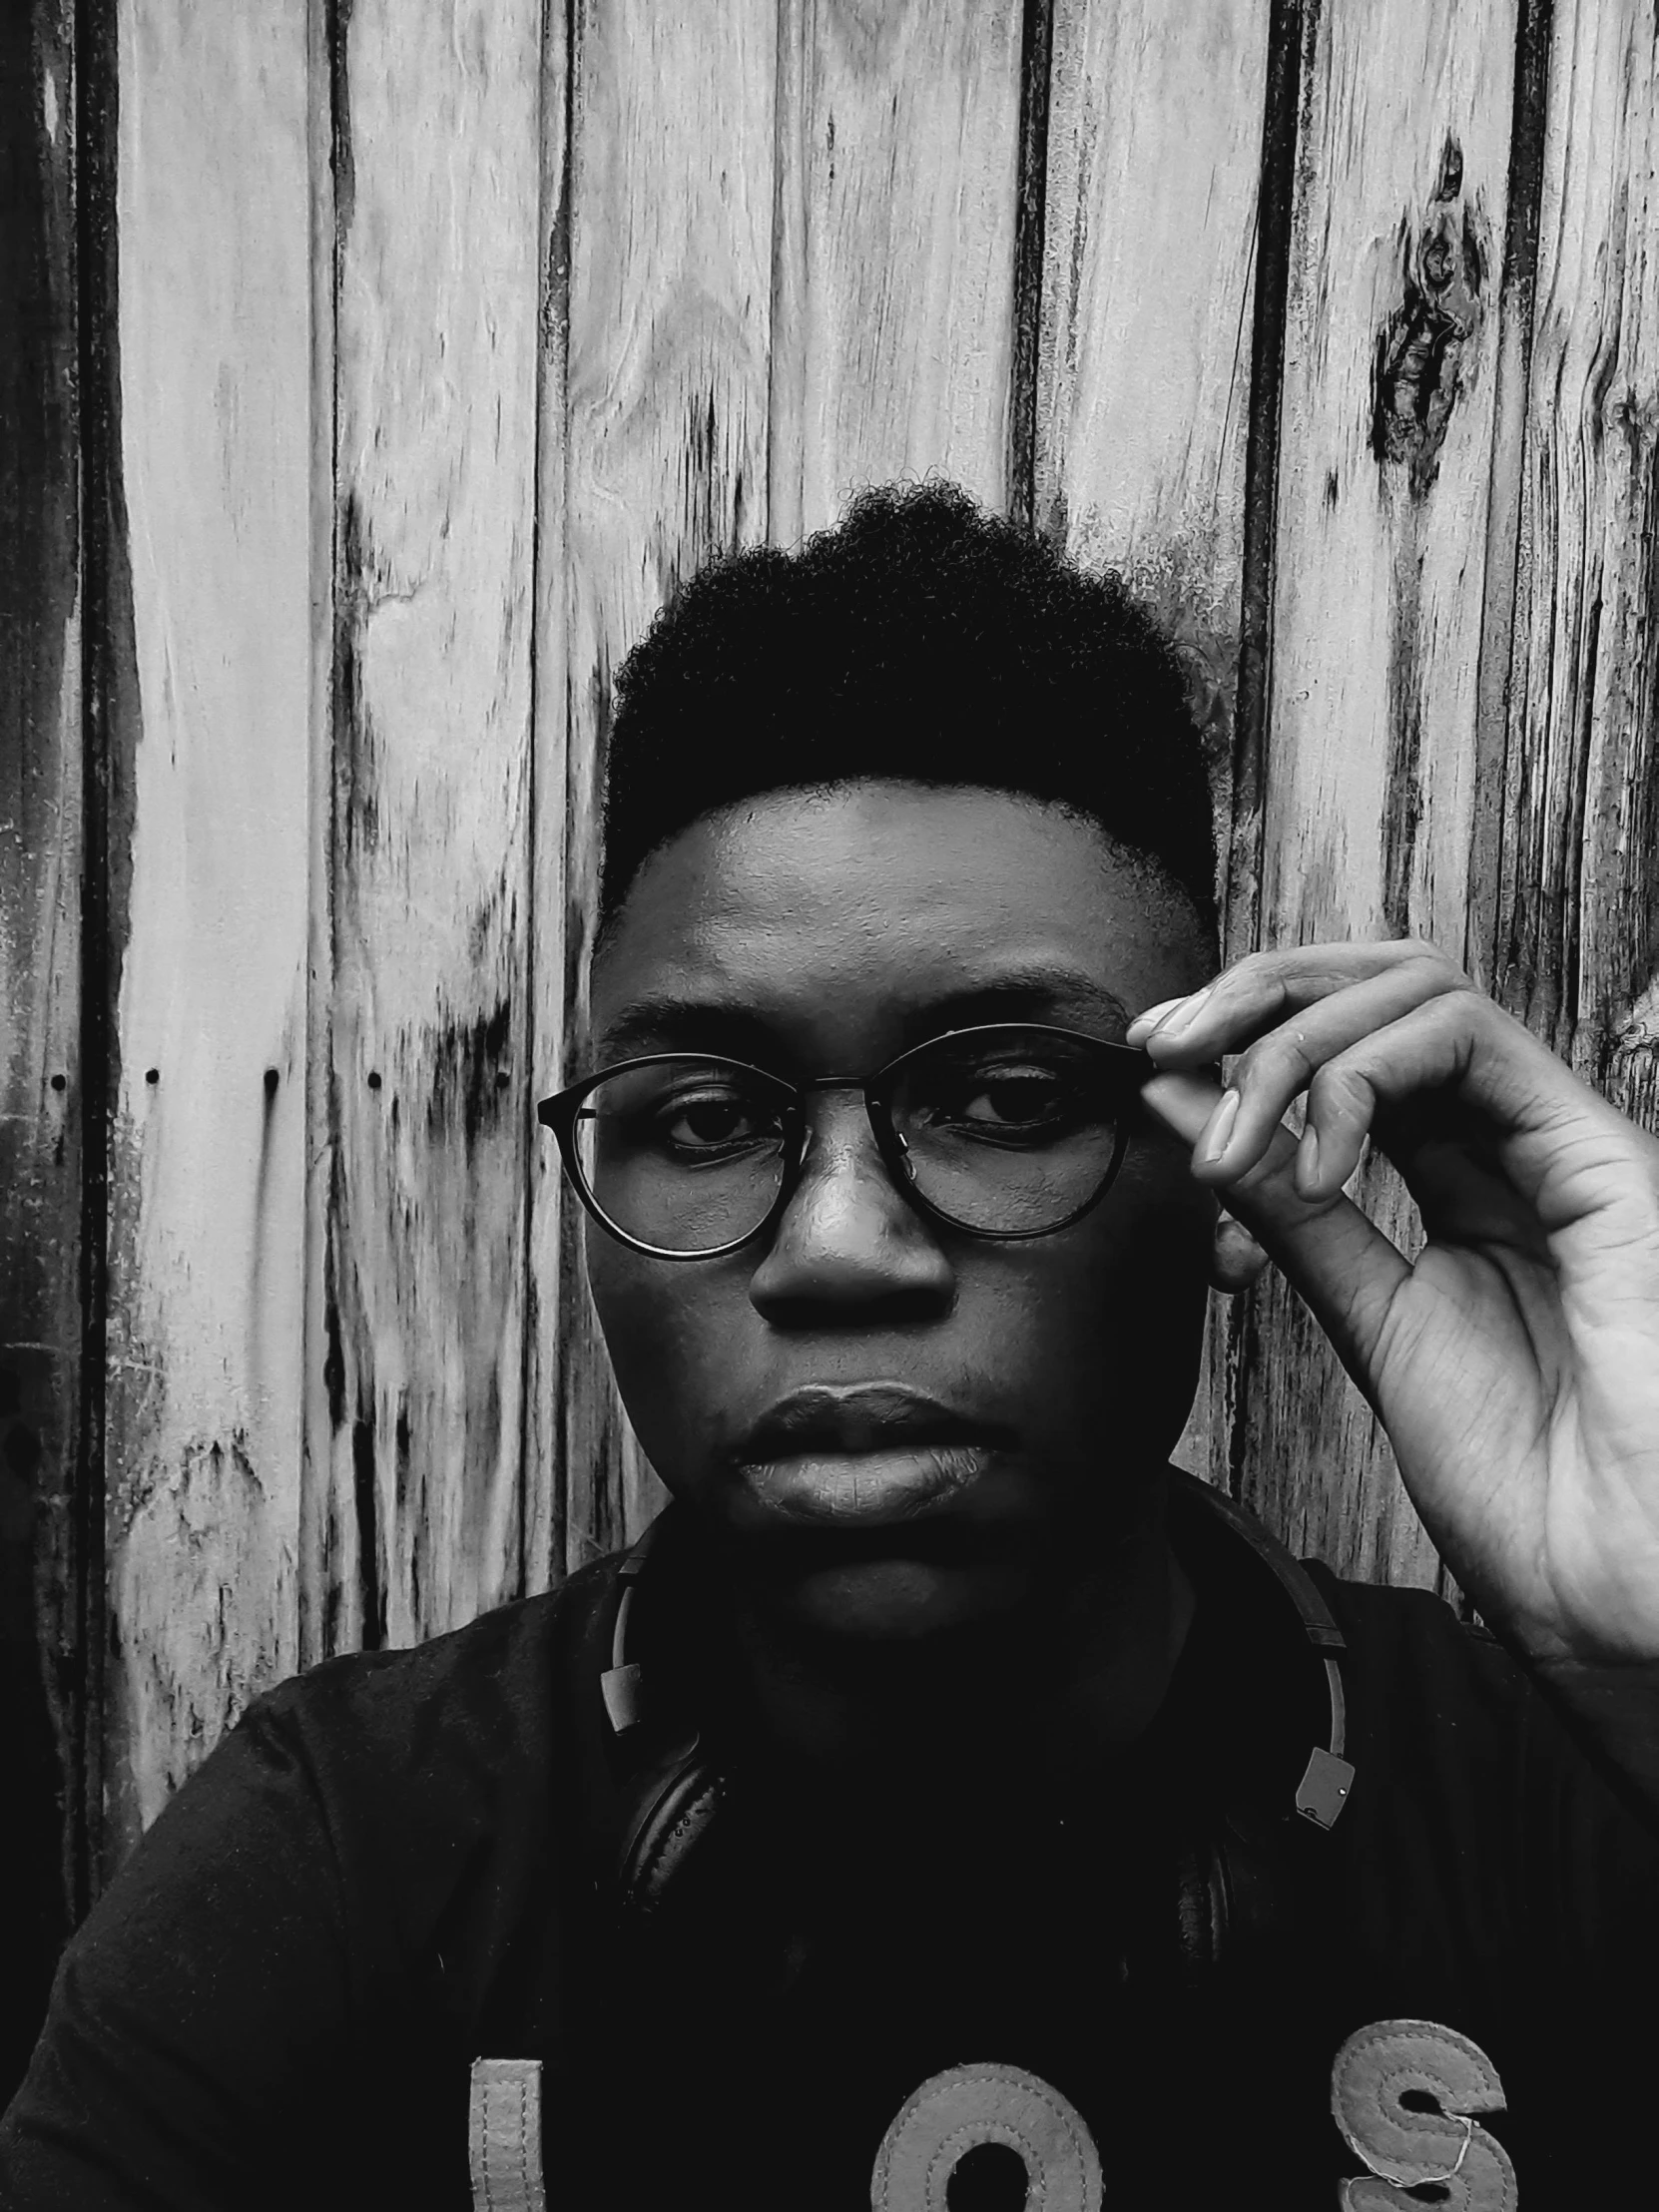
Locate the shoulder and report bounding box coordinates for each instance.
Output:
[1307,1563,1659,1840]
[1306,1564,1509,1683]
[1297,1560,1659,1858]
[1300,1560,1539,1755]
[218,1555,626,1937]
[245,1552,621,1791]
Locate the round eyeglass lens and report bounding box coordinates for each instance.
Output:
[886,1028,1125,1233]
[574,1058,794,1254]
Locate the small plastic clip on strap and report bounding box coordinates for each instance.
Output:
[468,2058,546,2212]
[601,1658,644,1733]
[600,1522,661,1735]
[1296,1745,1356,1830]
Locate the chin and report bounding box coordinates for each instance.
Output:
[782,1555,1029,1643]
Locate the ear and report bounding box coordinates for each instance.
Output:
[1209,1208,1272,1295]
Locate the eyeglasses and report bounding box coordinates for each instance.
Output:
[536,1023,1152,1261]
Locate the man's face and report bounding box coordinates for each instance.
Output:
[583,782,1216,1642]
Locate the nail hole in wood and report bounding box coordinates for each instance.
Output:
[367,1071,382,1090]
[50,1073,67,1093]
[145,1068,160,1085]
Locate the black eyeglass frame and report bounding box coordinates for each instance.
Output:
[536,1022,1154,1262]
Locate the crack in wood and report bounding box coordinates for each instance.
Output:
[350,1411,385,1651]
[1007,0,1054,531]
[426,999,514,1146]
[1228,0,1316,950]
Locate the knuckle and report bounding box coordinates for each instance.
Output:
[1307,1056,1372,1116]
[1309,1057,1363,1106]
[1220,946,1270,983]
[1209,947,1293,1022]
[1404,937,1475,987]
[1197,956,1255,1014]
[1420,983,1486,1036]
[1222,943,1291,990]
[1235,1024,1318,1094]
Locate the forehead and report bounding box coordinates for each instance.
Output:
[589,782,1206,1063]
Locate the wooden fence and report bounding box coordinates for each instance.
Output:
[3,0,1656,2038]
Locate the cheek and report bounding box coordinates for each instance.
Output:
[584,1234,747,1481]
[997,1172,1212,1436]
[1096,1166,1215,1420]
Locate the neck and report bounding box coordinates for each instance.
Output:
[700,1474,1196,1798]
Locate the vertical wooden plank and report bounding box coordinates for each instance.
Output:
[0,0,81,2081]
[1464,0,1550,1003]
[314,0,544,1651]
[1224,0,1521,1586]
[1225,0,1314,953]
[1036,0,1267,711]
[1492,0,1659,1140]
[1031,0,1272,1491]
[72,0,127,1913]
[103,0,312,1856]
[526,0,776,1583]
[770,0,1025,540]
[298,0,338,1667]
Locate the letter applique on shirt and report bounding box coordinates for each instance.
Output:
[869,2062,1103,2212]
[465,2031,1516,2206]
[468,2058,546,2212]
[1331,2019,1516,2209]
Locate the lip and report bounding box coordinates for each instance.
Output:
[735,1382,1002,1461]
[732,1385,1008,1526]
[742,1443,996,1525]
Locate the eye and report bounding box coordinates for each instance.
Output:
[914,1058,1099,1144]
[652,1084,784,1157]
[954,1066,1073,1127]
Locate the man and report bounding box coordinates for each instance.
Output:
[4,481,1658,2208]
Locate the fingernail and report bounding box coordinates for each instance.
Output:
[1125,994,1189,1043]
[1200,1089,1240,1166]
[1152,984,1213,1041]
[1295,1123,1320,1195]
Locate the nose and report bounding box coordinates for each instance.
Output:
[747,1091,955,1326]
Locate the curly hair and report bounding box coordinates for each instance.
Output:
[598,479,1217,945]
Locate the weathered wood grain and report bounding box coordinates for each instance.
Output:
[1491,0,1659,1140]
[770,0,1025,540]
[311,0,545,1653]
[1224,0,1521,1587]
[1031,0,1271,1490]
[0,0,82,2075]
[1036,0,1267,725]
[100,0,312,1856]
[1464,0,1550,1005]
[528,0,777,1580]
[21,0,1659,1948]
[64,0,131,1922]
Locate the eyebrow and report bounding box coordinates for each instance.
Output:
[592,967,1134,1067]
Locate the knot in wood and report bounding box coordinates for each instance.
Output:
[1371,140,1486,499]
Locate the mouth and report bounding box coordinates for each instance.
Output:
[732,1385,1009,1527]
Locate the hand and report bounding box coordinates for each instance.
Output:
[1126,939,1659,1668]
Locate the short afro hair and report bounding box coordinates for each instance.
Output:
[598,478,1217,945]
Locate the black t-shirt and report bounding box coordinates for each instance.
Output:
[4,1482,1657,2207]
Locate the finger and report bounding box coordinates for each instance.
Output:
[1394,1129,1555,1260]
[1182,965,1483,1191]
[1140,1070,1410,1385]
[1126,937,1458,1065]
[1286,992,1646,1214]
